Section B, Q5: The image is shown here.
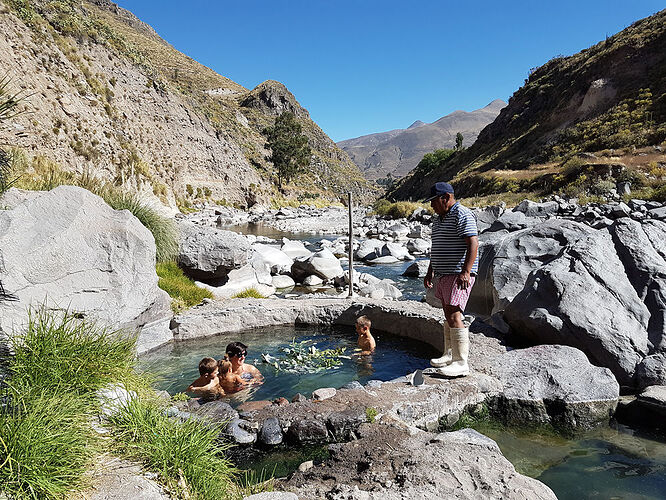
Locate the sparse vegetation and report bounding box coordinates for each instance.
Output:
[156,261,213,313]
[365,407,378,423]
[264,112,312,190]
[372,199,432,219]
[231,287,266,299]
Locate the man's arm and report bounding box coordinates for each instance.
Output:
[458,235,478,289]
[424,262,433,289]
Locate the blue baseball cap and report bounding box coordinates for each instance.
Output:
[424,182,454,202]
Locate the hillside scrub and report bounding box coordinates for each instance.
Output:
[372,199,432,219]
[156,261,214,313]
[0,308,259,499]
[231,287,266,299]
[7,149,178,262]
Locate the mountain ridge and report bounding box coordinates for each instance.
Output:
[338,99,505,180]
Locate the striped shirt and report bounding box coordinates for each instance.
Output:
[431,202,479,275]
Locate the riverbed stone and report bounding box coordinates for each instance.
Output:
[368,255,399,264]
[636,385,666,416]
[302,274,324,286]
[259,417,283,446]
[252,243,293,274]
[281,239,312,259]
[514,199,559,218]
[272,274,296,289]
[406,238,430,254]
[402,260,429,277]
[178,221,251,280]
[490,345,619,430]
[291,249,344,281]
[287,418,328,443]
[194,400,238,422]
[382,242,410,260]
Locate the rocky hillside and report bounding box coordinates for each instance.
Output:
[0,0,373,209]
[338,100,505,180]
[389,9,666,201]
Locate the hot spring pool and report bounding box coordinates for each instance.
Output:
[138,324,438,404]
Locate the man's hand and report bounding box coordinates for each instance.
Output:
[457,270,471,289]
[424,273,433,289]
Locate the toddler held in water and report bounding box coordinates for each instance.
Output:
[217,358,245,394]
[187,357,224,398]
[356,315,376,355]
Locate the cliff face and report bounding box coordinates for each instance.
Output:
[0,0,373,208]
[389,9,666,201]
[338,100,505,180]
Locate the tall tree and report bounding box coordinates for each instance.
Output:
[455,132,464,150]
[264,112,311,190]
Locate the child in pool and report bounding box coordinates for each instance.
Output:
[217,358,246,394]
[356,315,376,355]
[226,341,263,384]
[187,357,224,398]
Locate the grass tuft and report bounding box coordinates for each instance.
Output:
[231,287,266,299]
[0,389,98,499]
[109,398,238,499]
[8,307,138,395]
[156,261,213,313]
[372,199,432,219]
[102,190,178,263]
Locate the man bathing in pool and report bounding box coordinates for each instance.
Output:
[225,341,263,385]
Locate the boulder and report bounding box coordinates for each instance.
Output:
[514,200,559,218]
[281,239,312,259]
[402,260,430,278]
[326,409,365,441]
[382,242,411,260]
[356,239,383,260]
[473,204,505,233]
[302,275,324,286]
[287,418,328,443]
[312,387,336,401]
[406,238,430,254]
[178,222,251,280]
[0,186,171,354]
[504,224,650,387]
[490,345,619,431]
[272,275,296,289]
[368,255,399,264]
[291,249,344,282]
[487,210,535,232]
[387,223,409,239]
[252,244,293,274]
[636,385,666,416]
[280,426,556,499]
[224,418,257,444]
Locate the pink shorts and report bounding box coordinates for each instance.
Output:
[434,274,476,311]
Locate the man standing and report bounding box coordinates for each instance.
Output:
[423,182,479,377]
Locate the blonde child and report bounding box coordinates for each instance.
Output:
[356,315,376,355]
[217,358,246,394]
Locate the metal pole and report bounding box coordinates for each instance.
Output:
[348,192,353,298]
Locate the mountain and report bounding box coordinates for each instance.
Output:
[388,9,666,201]
[337,100,505,180]
[0,0,373,208]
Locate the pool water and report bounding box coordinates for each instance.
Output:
[475,422,666,500]
[138,324,438,404]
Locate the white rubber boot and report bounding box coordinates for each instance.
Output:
[430,324,452,367]
[436,327,469,377]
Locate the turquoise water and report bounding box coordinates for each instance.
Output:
[138,324,438,404]
[477,423,666,500]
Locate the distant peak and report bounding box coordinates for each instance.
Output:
[483,99,507,110]
[407,120,426,129]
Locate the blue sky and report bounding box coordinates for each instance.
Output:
[115,1,663,142]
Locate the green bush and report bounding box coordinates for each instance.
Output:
[0,390,97,499]
[156,261,213,312]
[109,398,237,499]
[231,287,266,299]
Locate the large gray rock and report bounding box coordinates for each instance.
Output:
[0,186,171,353]
[514,199,559,218]
[402,260,430,278]
[291,249,344,282]
[504,225,649,386]
[178,221,251,280]
[491,345,619,430]
[382,242,411,260]
[280,239,312,259]
[406,238,430,254]
[609,219,666,352]
[356,238,384,260]
[280,425,556,499]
